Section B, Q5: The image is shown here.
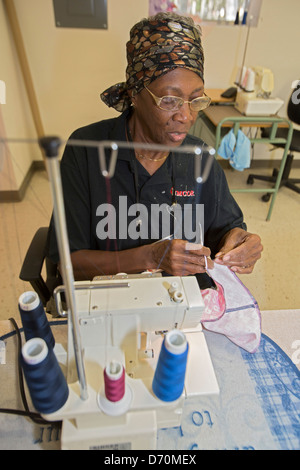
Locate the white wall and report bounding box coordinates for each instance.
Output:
[203,0,299,100]
[201,0,299,160]
[0,0,37,190]
[10,0,148,139]
[1,0,299,190]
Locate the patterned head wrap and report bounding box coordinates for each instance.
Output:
[100,12,204,112]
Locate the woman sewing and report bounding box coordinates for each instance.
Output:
[47,12,263,281]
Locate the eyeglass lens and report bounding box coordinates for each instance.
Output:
[160,96,210,111]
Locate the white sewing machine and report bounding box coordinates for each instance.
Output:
[43,273,219,450]
[235,66,284,116]
[32,136,219,450]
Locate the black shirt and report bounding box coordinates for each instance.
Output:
[47,109,246,265]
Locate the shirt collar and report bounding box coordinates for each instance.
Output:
[107,109,133,162]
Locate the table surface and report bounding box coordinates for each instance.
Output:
[204,88,289,128]
[203,105,289,128]
[206,88,235,104]
[0,310,299,450]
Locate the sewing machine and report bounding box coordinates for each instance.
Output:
[43,273,219,450]
[20,136,220,450]
[234,66,284,115]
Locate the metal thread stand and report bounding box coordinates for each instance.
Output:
[39,137,88,402]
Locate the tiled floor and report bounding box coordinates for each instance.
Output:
[225,165,300,313]
[0,165,300,322]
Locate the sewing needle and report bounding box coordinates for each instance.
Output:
[199,223,208,271]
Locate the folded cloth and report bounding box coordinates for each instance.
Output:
[217,128,236,161]
[200,278,226,321]
[200,263,261,353]
[232,129,251,171]
[217,129,251,171]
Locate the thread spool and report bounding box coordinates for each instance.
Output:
[104,360,125,402]
[20,337,69,414]
[19,291,55,349]
[168,282,184,303]
[169,281,179,295]
[152,330,189,402]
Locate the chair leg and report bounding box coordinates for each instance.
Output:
[287,178,300,184]
[247,173,276,185]
[278,153,300,193]
[285,180,300,194]
[247,153,300,200]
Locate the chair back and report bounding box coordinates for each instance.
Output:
[288,80,300,125]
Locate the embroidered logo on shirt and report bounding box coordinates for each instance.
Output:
[170,187,195,197]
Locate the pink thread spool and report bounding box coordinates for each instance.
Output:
[104,361,125,402]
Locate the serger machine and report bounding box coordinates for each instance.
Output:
[234,66,284,116]
[19,137,219,450]
[40,274,218,450]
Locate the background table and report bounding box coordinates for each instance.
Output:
[189,93,293,221]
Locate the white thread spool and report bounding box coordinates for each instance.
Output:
[22,337,48,365]
[168,282,184,303]
[19,291,40,311]
[164,330,187,355]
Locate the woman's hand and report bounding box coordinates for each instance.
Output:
[214,228,263,274]
[150,239,214,276]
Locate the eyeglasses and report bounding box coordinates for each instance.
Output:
[145,87,211,112]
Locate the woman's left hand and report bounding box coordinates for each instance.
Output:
[214,228,263,274]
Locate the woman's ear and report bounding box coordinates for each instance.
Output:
[129,90,137,108]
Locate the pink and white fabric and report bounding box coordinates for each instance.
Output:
[200,263,261,353]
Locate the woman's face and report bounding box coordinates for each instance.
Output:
[131,68,205,148]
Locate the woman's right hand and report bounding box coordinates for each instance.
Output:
[150,239,214,276]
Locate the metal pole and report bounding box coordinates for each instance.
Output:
[39,137,88,401]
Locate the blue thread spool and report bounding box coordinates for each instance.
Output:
[20,337,69,414]
[19,291,55,349]
[152,330,189,402]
